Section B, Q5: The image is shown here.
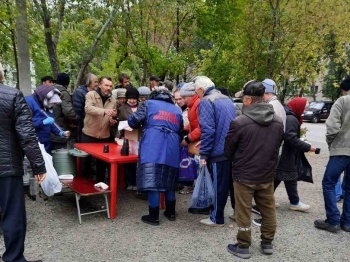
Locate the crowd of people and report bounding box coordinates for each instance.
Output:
[0,61,350,261]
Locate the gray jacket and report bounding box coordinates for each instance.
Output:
[326,94,350,156]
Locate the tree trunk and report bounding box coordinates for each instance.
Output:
[15,0,32,95]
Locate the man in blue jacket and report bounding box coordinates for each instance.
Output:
[194,76,236,226]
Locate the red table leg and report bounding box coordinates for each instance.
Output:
[160,192,165,209]
[76,157,82,177]
[110,163,117,219]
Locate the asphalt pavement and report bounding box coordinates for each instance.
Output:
[1,121,350,262]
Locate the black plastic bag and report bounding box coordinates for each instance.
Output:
[296,151,313,183]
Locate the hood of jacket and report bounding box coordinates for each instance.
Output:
[242,102,275,126]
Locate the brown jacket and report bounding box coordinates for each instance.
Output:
[82,90,117,139]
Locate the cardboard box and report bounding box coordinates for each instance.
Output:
[124,128,141,141]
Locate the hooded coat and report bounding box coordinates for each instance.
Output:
[128,91,183,191]
[224,102,284,184]
[25,85,62,152]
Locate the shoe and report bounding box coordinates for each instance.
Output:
[227,243,251,259]
[164,200,176,221]
[252,205,261,215]
[261,242,273,255]
[141,206,160,226]
[314,219,340,233]
[289,202,310,212]
[253,218,262,227]
[200,218,224,227]
[179,186,193,194]
[341,225,350,232]
[188,207,211,215]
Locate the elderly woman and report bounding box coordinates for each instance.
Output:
[275,97,317,211]
[128,88,183,226]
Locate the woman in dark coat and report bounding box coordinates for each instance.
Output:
[117,87,140,190]
[128,88,183,226]
[275,97,317,211]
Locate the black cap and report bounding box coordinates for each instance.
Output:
[149,75,160,82]
[55,73,70,86]
[340,76,350,91]
[235,80,265,97]
[125,87,140,99]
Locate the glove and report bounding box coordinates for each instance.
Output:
[43,117,54,125]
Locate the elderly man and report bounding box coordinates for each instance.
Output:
[52,73,78,148]
[194,76,236,226]
[82,76,117,182]
[314,76,350,233]
[224,81,284,259]
[72,73,99,141]
[252,78,286,223]
[0,62,46,262]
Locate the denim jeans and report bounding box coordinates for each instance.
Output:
[322,156,350,226]
[335,173,347,200]
[148,190,175,207]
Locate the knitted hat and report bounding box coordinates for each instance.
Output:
[262,79,276,94]
[179,82,195,97]
[55,73,70,86]
[126,87,139,99]
[138,86,151,97]
[340,76,350,91]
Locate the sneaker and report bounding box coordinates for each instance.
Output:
[252,205,261,215]
[179,186,193,194]
[261,242,273,255]
[200,218,224,227]
[253,218,262,227]
[341,225,350,232]
[289,202,310,212]
[227,243,251,259]
[314,219,340,233]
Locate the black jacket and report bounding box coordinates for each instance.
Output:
[0,84,46,177]
[224,102,284,184]
[276,106,311,173]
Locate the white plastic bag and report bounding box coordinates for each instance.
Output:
[189,165,215,209]
[38,143,62,196]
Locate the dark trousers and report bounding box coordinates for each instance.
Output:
[208,159,234,224]
[81,133,109,182]
[235,181,276,247]
[0,176,27,262]
[274,179,299,205]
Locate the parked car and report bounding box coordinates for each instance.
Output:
[302,101,334,123]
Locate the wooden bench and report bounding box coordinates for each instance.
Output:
[61,177,111,224]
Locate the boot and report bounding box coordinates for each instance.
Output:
[164,200,176,221]
[141,206,159,226]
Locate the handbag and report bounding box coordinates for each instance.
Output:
[178,147,197,181]
[189,165,216,209]
[296,151,313,183]
[188,141,200,156]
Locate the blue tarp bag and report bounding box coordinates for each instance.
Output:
[190,165,215,209]
[178,146,197,181]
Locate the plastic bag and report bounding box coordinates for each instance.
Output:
[296,151,313,183]
[189,165,215,209]
[38,143,62,196]
[178,146,197,181]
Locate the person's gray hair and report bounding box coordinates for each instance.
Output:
[0,62,4,81]
[194,76,215,92]
[85,73,97,86]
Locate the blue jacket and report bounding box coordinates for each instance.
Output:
[198,87,235,162]
[128,92,183,191]
[72,85,88,135]
[25,95,61,152]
